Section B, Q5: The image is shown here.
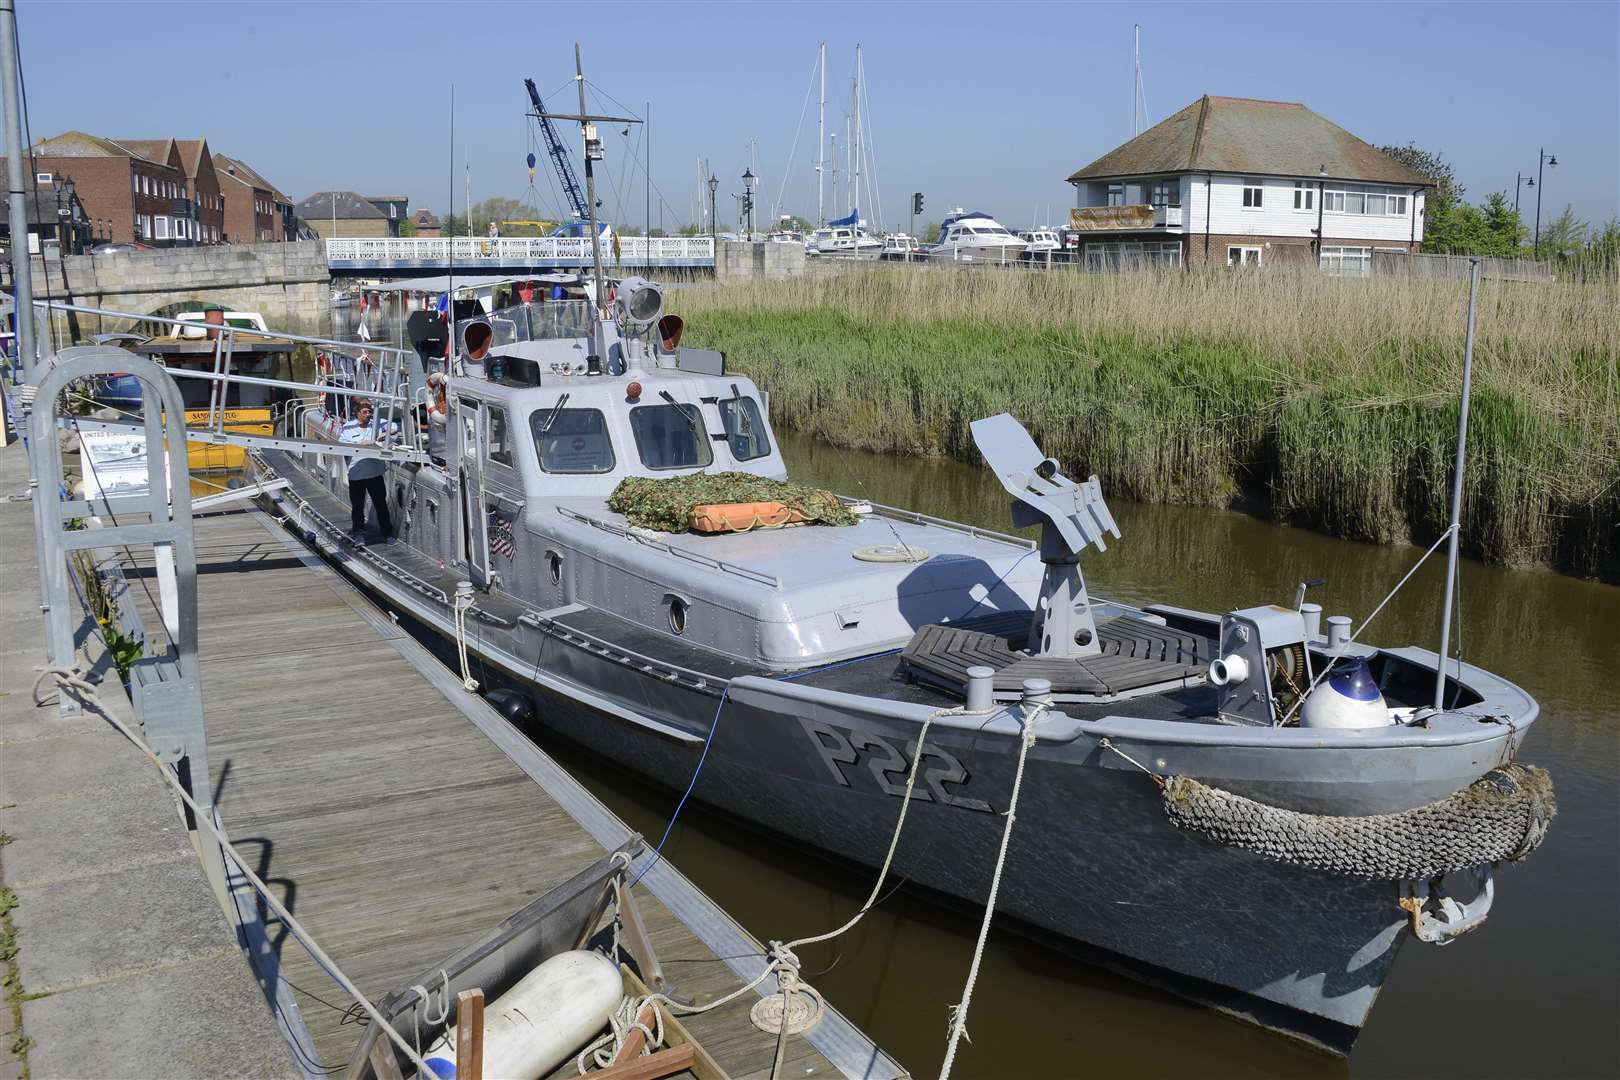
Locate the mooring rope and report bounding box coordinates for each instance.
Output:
[938,700,1046,1080]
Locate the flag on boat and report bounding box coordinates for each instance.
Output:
[488,509,516,559]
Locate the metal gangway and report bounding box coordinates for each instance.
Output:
[32,299,432,467]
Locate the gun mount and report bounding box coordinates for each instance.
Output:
[970,412,1119,658]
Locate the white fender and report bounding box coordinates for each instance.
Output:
[1301,657,1393,729]
[422,950,621,1080]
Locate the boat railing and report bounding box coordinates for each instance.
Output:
[32,300,429,464]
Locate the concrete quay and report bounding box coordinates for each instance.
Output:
[0,442,296,1079]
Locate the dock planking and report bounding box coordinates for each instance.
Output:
[113,507,893,1080]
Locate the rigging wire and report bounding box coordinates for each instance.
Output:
[584,79,688,230]
[772,52,822,226]
[857,58,885,233]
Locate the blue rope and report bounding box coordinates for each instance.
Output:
[629,684,729,887]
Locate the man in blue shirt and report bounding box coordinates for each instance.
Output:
[338,398,396,544]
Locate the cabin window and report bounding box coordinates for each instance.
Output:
[718,396,771,461]
[486,404,514,468]
[531,407,616,473]
[630,404,714,470]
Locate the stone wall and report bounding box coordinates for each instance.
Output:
[714,240,805,282]
[26,240,329,330]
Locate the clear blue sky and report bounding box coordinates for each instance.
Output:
[16,1,1619,232]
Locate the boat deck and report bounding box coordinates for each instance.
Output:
[111,507,904,1079]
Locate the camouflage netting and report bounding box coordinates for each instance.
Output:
[607,472,858,534]
[1161,763,1556,880]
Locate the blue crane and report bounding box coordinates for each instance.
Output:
[524,77,589,221]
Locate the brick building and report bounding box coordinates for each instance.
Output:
[296,191,394,238]
[123,139,222,244]
[31,131,196,245]
[215,153,294,242]
[409,208,441,237]
[1066,96,1431,273]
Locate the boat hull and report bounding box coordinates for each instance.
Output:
[262,459,1533,1054]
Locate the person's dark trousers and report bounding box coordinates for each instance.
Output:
[349,474,393,535]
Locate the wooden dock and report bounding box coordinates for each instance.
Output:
[111,506,904,1080]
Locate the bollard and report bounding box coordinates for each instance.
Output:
[965,666,996,712]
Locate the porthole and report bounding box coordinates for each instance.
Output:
[547,551,562,585]
[668,596,688,636]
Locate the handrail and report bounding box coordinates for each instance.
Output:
[31,299,412,357]
[326,236,717,264]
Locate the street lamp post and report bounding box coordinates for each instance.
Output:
[1513,172,1535,215]
[706,174,718,239]
[1533,148,1557,259]
[741,167,756,240]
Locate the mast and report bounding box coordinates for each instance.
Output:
[574,43,606,314]
[816,41,825,227]
[1434,260,1481,711]
[852,47,862,223]
[645,101,651,236]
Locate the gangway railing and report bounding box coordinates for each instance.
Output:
[31,299,431,465]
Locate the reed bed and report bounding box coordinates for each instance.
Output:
[671,267,1619,580]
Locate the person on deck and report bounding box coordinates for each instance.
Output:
[339,399,397,544]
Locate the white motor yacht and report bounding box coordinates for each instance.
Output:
[880,233,922,261]
[1018,228,1063,255]
[810,211,883,257]
[928,210,1029,263]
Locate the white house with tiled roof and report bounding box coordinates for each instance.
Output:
[1067,96,1430,272]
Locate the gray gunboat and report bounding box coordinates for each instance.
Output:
[258,276,1553,1055]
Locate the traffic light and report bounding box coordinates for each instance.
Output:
[912,192,924,216]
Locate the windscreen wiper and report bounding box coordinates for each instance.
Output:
[539,392,571,433]
[658,390,707,440]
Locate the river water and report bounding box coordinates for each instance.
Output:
[317,304,1619,1078]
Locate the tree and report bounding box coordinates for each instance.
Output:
[398,217,417,238]
[1380,143,1462,253]
[921,221,940,244]
[677,223,702,237]
[1479,192,1526,256]
[1536,205,1587,260]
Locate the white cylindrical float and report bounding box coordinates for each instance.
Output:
[421,950,622,1080]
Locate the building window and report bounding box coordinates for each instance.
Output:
[1242,180,1264,208]
[1324,185,1408,216]
[1084,240,1182,272]
[1227,245,1263,267]
[133,173,139,193]
[35,171,51,183]
[1293,181,1315,211]
[153,217,169,240]
[1320,246,1372,276]
[1106,182,1125,207]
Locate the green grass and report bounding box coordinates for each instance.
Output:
[673,268,1619,580]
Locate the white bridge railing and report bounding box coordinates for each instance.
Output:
[326,236,715,265]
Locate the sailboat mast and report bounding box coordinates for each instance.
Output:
[816,41,826,227]
[852,46,862,223]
